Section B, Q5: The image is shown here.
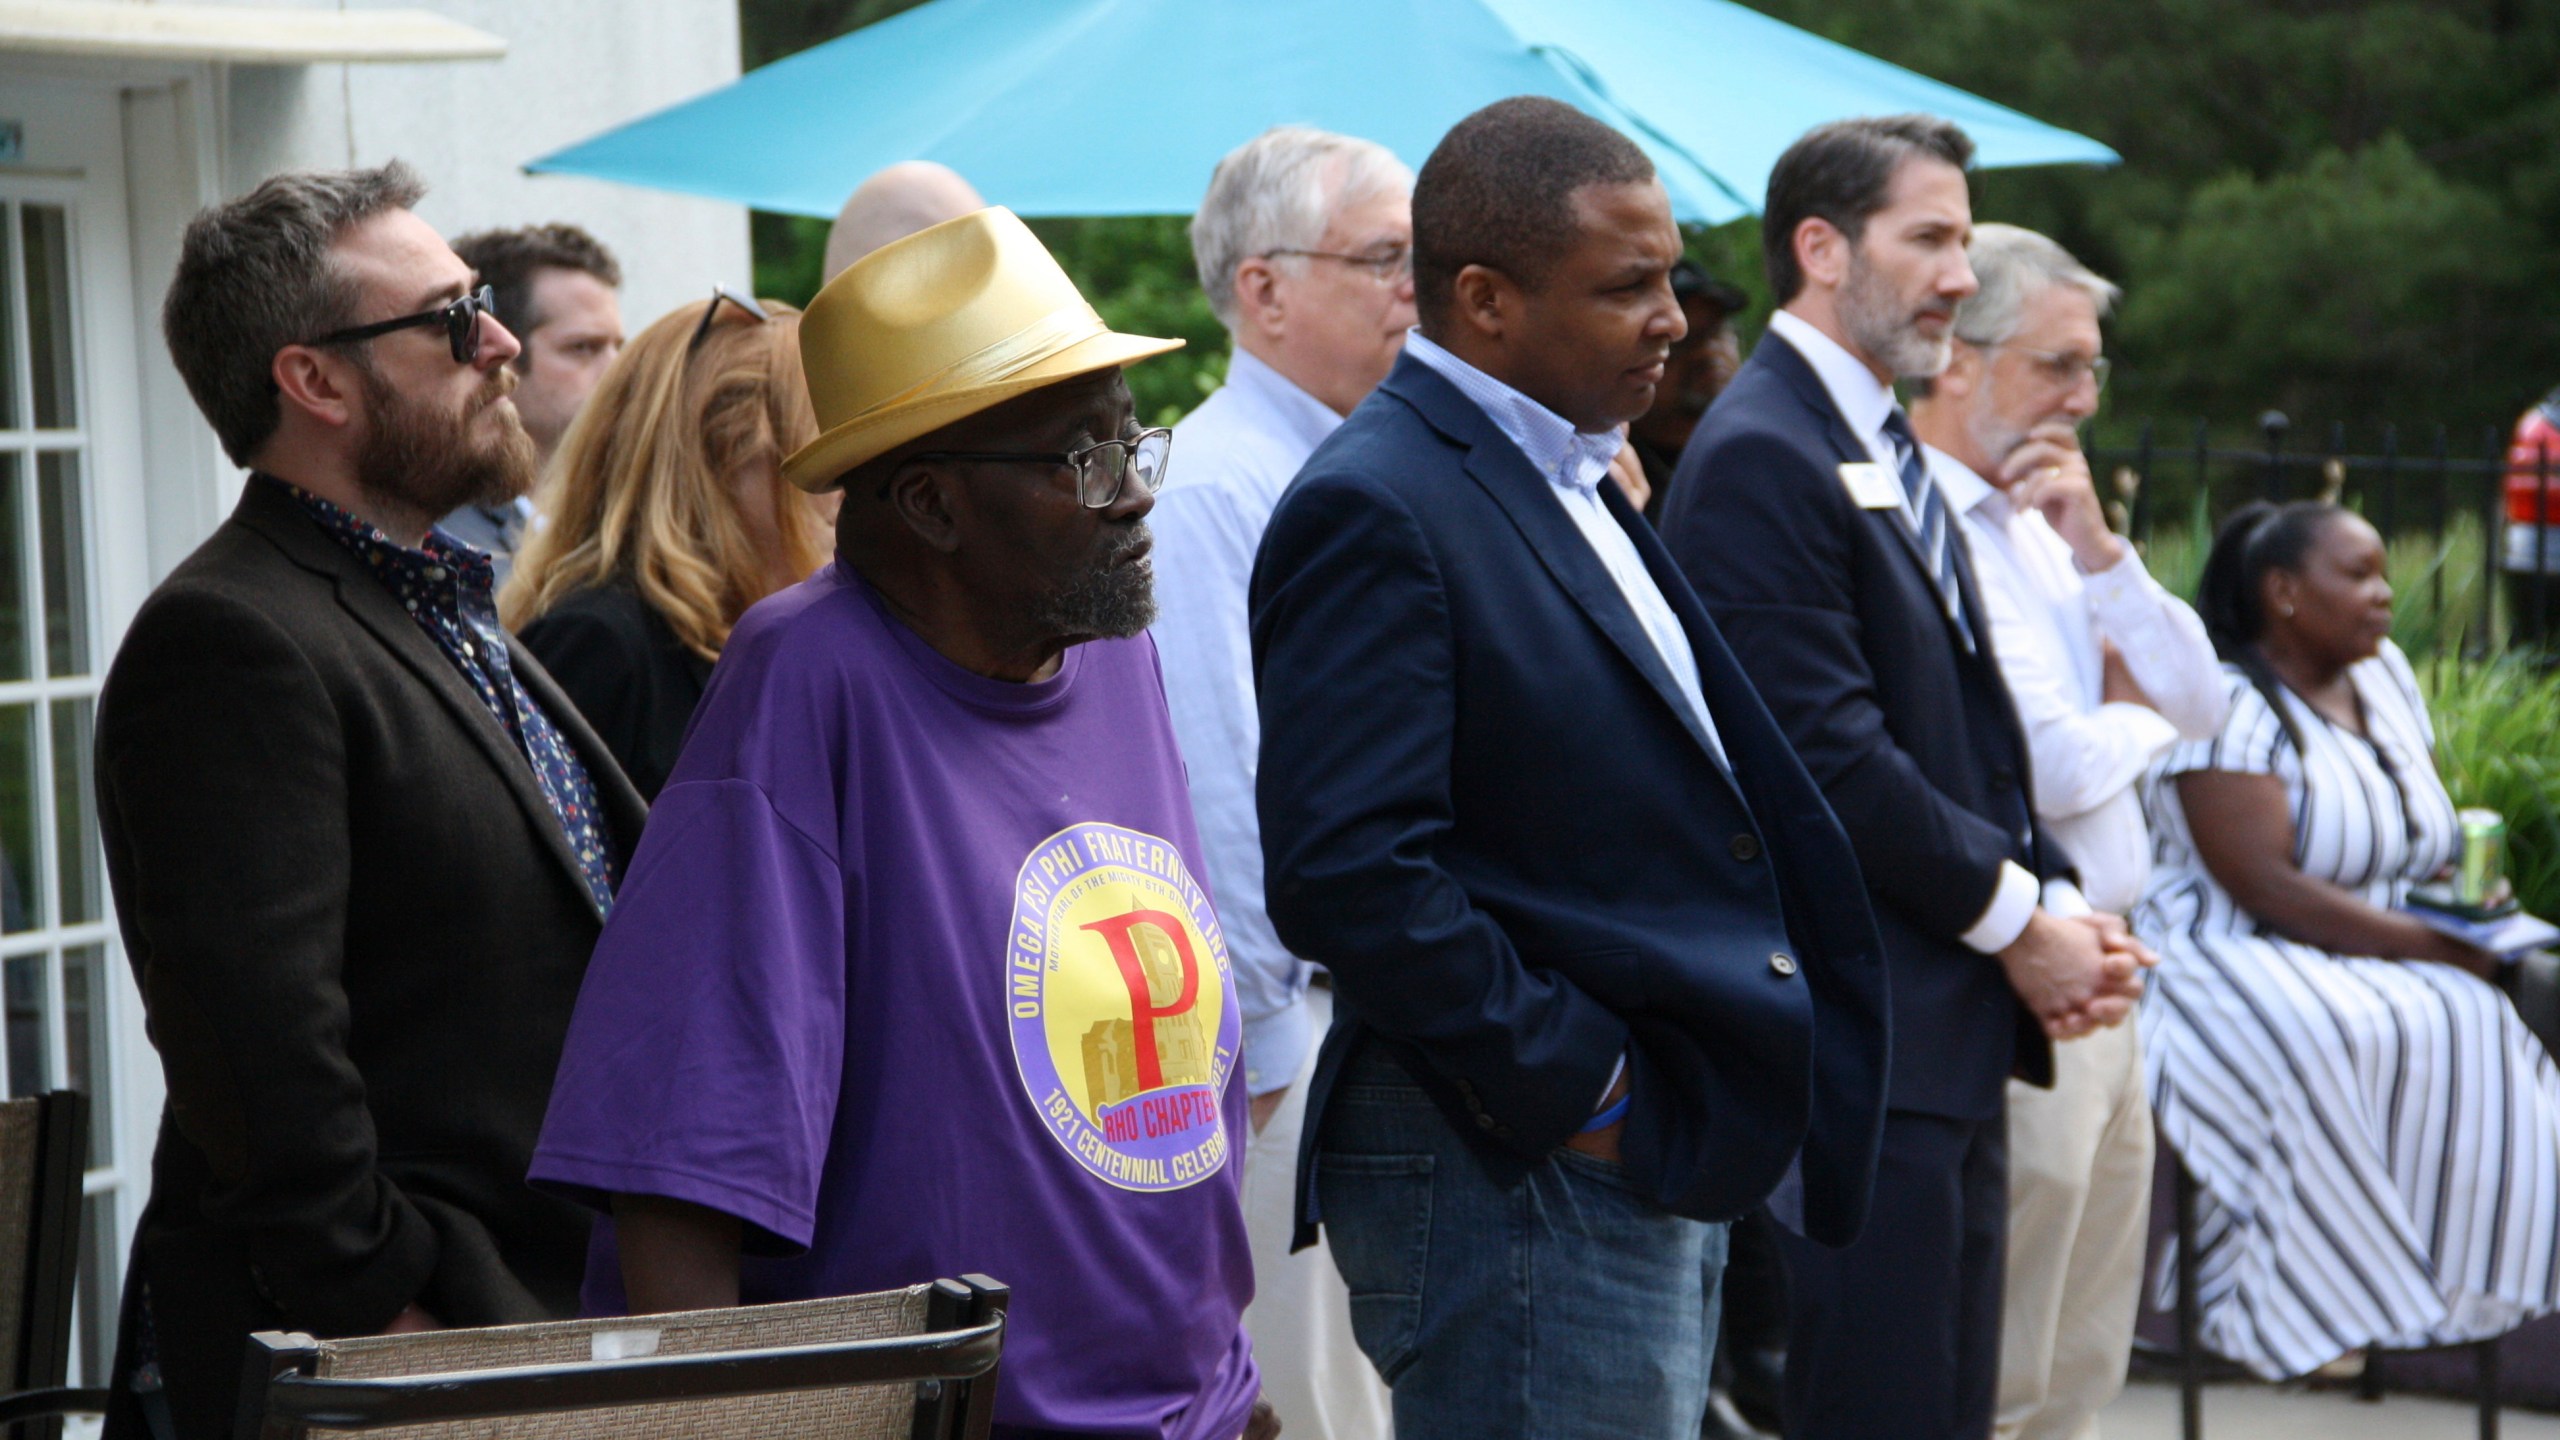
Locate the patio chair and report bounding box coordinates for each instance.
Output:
[0,1091,107,1439]
[234,1273,1007,1440]
[2170,1155,2504,1440]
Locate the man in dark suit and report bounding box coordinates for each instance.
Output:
[1657,117,2150,1440]
[96,163,645,1439]
[1251,96,1890,1440]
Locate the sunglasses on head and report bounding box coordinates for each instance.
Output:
[307,284,496,365]
[689,285,771,353]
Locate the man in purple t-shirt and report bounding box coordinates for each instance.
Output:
[531,208,1272,1440]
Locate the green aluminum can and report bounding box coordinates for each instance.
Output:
[2457,807,2507,908]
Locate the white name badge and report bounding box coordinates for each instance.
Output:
[1838,461,1902,510]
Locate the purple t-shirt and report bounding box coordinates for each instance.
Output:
[530,562,1257,1440]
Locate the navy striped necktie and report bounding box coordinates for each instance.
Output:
[1878,408,1975,652]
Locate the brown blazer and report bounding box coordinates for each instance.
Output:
[94,479,646,1439]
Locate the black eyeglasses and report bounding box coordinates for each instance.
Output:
[308,284,496,365]
[906,427,1173,509]
[1263,245,1413,283]
[688,285,771,353]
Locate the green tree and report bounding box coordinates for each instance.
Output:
[1746,0,2560,440]
[737,0,2560,435]
[2116,137,2532,423]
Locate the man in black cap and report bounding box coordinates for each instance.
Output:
[1631,258,1747,519]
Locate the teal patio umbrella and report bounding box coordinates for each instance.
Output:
[528,0,2115,222]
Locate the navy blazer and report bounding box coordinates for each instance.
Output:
[1250,352,1890,1249]
[1658,331,2067,1120]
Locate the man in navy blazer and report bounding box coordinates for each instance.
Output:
[1658,116,2151,1439]
[1251,97,1890,1440]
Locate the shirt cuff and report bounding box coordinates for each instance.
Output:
[1961,860,2042,953]
[2077,540,2147,586]
[2041,878,2093,919]
[1241,992,1316,1097]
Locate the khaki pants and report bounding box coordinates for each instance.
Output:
[1242,985,1393,1440]
[1996,1017,2153,1440]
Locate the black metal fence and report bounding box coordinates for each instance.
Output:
[2086,414,2555,659]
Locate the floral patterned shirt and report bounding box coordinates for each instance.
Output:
[262,475,619,917]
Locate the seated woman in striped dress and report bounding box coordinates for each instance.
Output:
[2135,498,2560,1379]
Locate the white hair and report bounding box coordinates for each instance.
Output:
[1189,126,1412,331]
[1955,223,2120,347]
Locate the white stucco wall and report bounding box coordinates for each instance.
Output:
[216,0,751,344]
[0,0,755,578]
[0,15,753,1373]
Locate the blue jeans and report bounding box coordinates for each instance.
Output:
[1315,1046,1722,1439]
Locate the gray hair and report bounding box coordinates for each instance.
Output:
[163,161,427,464]
[1955,222,2120,347]
[1189,126,1412,331]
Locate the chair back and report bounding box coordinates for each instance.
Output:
[238,1274,1006,1440]
[0,1092,89,1439]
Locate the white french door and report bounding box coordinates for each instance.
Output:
[0,73,162,1399]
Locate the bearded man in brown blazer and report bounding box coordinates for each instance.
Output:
[94,162,644,1440]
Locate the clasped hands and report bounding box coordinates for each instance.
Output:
[1999,908,2156,1041]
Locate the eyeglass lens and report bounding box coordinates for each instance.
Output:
[1358,249,1412,281]
[2047,354,2110,389]
[1077,431,1173,508]
[445,286,491,365]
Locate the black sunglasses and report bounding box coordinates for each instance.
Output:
[308,284,496,365]
[689,285,771,353]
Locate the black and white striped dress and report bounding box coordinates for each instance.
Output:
[2134,642,2560,1378]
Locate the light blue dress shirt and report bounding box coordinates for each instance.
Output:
[1400,330,1727,768]
[1149,348,1346,1096]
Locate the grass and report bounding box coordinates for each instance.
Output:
[2426,655,2560,920]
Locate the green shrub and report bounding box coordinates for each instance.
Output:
[2425,655,2560,921]
[2136,503,2491,660]
[2385,510,2493,661]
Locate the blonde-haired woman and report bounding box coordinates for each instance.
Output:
[504,290,831,798]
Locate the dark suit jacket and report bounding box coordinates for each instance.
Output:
[1658,330,2068,1120]
[518,582,714,801]
[1251,353,1890,1249]
[95,480,647,1439]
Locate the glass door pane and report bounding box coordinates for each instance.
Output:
[20,205,76,431]
[0,454,26,682]
[1,177,120,1390]
[38,452,86,677]
[51,699,96,926]
[0,214,14,431]
[0,703,39,935]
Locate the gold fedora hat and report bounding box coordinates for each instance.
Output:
[782,206,1182,493]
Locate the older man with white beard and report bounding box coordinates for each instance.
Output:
[1148,125,1413,1440]
[1909,224,2225,1440]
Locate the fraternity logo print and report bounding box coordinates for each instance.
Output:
[1007,822,1238,1191]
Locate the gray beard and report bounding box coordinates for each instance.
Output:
[1965,400,2029,477]
[1838,250,1953,380]
[1032,522,1157,640]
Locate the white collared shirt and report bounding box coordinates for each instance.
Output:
[1401,329,1726,769]
[1931,447,2229,912]
[1148,347,1347,1095]
[1761,311,2083,951]
[1766,309,1909,480]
